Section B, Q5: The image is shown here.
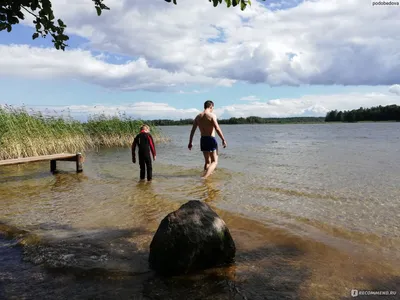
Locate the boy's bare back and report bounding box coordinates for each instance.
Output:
[195,112,216,137]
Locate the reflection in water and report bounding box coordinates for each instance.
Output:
[0,171,49,183]
[50,172,89,191]
[1,123,400,299]
[203,179,220,203]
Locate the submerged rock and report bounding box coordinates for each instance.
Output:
[149,200,236,275]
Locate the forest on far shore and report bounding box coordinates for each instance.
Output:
[137,104,400,126]
[145,116,325,126]
[144,104,400,125]
[324,104,400,122]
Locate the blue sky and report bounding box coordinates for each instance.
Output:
[1,0,400,120]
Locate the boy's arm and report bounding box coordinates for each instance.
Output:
[188,117,198,150]
[131,136,137,163]
[148,134,156,160]
[212,114,227,148]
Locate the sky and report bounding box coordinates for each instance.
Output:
[1,0,400,120]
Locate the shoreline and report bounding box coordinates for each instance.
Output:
[0,106,168,160]
[0,135,169,161]
[154,120,400,126]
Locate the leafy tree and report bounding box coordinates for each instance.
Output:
[325,110,338,122]
[336,111,343,121]
[0,0,109,50]
[1,0,258,50]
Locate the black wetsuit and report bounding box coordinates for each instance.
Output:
[132,130,156,180]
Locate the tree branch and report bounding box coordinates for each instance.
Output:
[21,6,39,19]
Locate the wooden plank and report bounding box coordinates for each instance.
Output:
[55,157,80,162]
[0,153,78,166]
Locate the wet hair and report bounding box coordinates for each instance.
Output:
[204,100,214,109]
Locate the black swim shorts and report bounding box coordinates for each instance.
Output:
[200,136,218,152]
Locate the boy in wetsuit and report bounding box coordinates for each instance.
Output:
[132,124,156,181]
[188,100,227,179]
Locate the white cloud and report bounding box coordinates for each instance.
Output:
[2,0,400,91]
[80,102,201,119]
[214,92,400,118]
[0,45,234,92]
[19,102,201,121]
[19,92,400,120]
[240,95,260,101]
[178,89,207,94]
[389,84,400,95]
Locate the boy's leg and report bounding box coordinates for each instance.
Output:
[203,152,211,171]
[146,156,153,181]
[201,151,213,178]
[139,156,146,180]
[201,150,218,179]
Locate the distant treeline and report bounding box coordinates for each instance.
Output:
[146,116,326,126]
[325,104,400,122]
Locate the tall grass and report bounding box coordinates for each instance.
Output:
[0,106,166,160]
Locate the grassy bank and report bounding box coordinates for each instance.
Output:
[0,106,165,160]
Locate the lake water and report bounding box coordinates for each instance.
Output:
[1,123,399,300]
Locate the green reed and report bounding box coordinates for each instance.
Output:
[0,106,165,160]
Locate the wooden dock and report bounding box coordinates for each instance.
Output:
[0,153,84,173]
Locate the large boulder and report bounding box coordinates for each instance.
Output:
[149,200,236,275]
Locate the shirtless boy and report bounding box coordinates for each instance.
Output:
[188,100,227,179]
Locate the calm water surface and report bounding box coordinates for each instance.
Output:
[1,123,399,300]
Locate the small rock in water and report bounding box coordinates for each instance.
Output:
[61,254,75,260]
[148,200,236,275]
